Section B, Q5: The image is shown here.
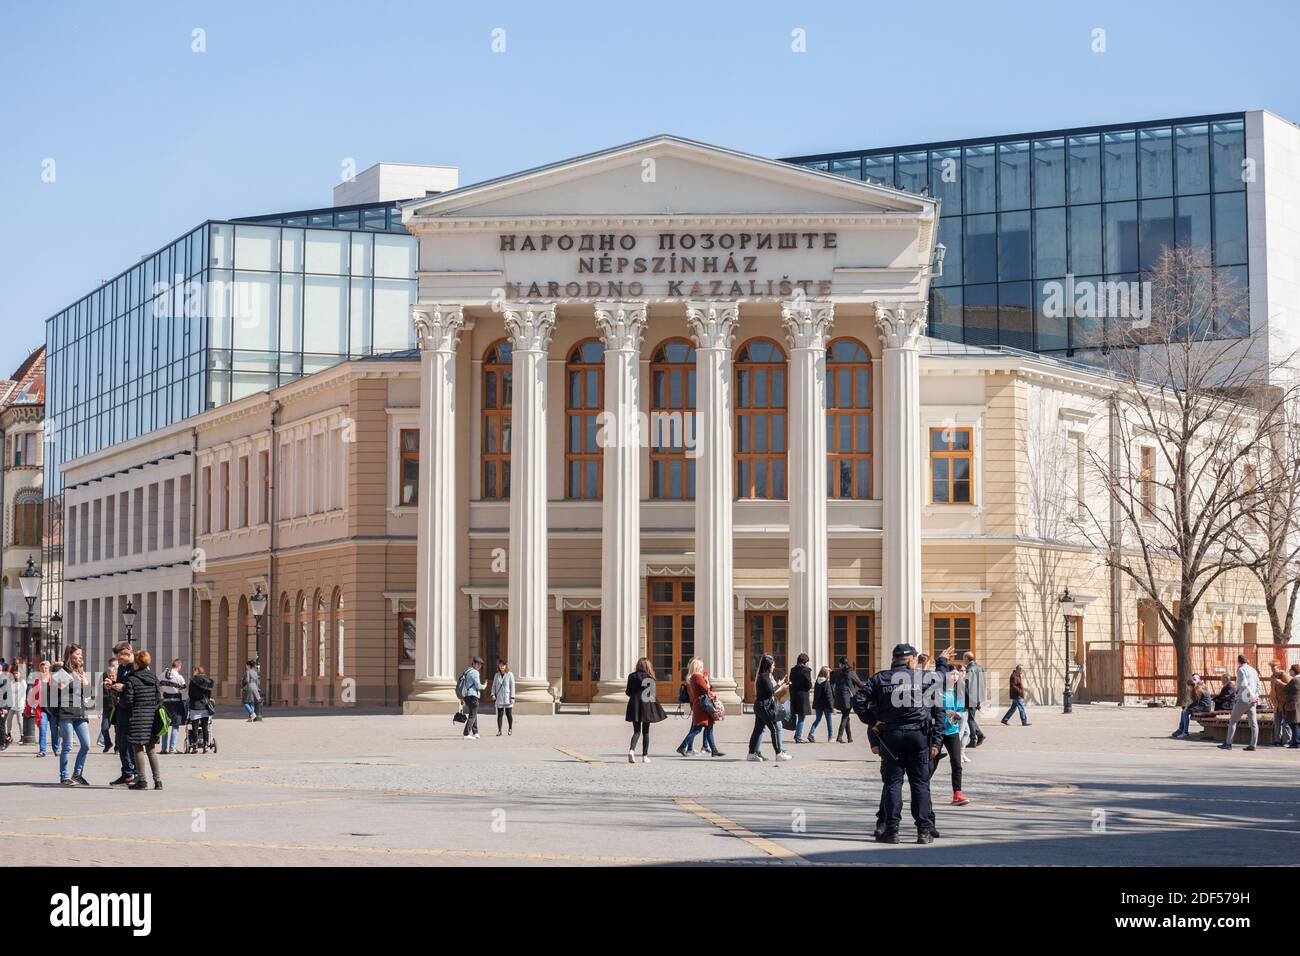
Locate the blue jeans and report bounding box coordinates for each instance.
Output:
[794,714,808,741]
[97,711,112,747]
[1002,699,1028,724]
[679,723,719,753]
[808,707,834,741]
[1176,707,1193,736]
[244,702,256,718]
[58,719,89,781]
[38,711,61,755]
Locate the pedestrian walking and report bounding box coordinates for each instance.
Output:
[808,666,835,743]
[1266,662,1293,746]
[1221,654,1261,751]
[676,657,724,757]
[1171,677,1213,738]
[0,665,20,749]
[105,643,137,786]
[1272,663,1300,749]
[930,667,969,805]
[861,643,944,844]
[456,657,486,739]
[788,653,813,743]
[490,659,515,736]
[1000,665,1031,726]
[961,652,987,747]
[250,656,264,721]
[121,650,162,790]
[187,665,215,752]
[240,660,261,722]
[159,659,187,753]
[747,654,791,762]
[31,660,61,758]
[53,645,93,787]
[830,657,863,743]
[624,657,666,763]
[97,661,117,752]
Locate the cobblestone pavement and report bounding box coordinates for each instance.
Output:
[2,704,1294,866]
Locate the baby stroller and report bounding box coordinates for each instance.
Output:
[184,700,218,754]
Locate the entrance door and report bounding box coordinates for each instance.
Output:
[830,611,875,676]
[647,578,694,691]
[744,611,788,701]
[563,611,601,703]
[481,610,508,669]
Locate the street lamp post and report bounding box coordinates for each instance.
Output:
[18,557,40,744]
[1059,586,1075,715]
[250,585,268,720]
[48,611,63,665]
[121,600,137,647]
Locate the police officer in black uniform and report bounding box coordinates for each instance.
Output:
[861,642,945,844]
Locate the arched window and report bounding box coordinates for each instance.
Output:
[826,337,873,499]
[649,338,696,499]
[13,489,42,546]
[566,339,604,500]
[333,588,345,678]
[298,592,309,678]
[735,338,787,499]
[236,595,249,671]
[481,340,513,500]
[217,597,230,684]
[315,590,327,679]
[280,594,292,677]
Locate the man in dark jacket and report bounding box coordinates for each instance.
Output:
[860,643,945,845]
[1212,673,1235,711]
[105,642,136,786]
[1172,678,1213,739]
[962,652,987,747]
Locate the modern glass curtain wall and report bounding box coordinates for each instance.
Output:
[786,115,1249,357]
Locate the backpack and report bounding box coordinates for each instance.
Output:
[455,669,474,701]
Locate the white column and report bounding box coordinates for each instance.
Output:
[592,301,647,713]
[407,303,465,713]
[782,300,834,669]
[505,303,557,713]
[686,300,741,705]
[875,302,927,666]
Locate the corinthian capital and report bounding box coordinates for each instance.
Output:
[503,303,557,352]
[594,301,647,352]
[685,300,739,351]
[873,301,928,350]
[412,304,465,353]
[781,300,835,351]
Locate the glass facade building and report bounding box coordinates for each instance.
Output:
[783,113,1250,357]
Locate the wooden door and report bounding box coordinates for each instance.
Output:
[647,579,694,694]
[563,611,601,703]
[744,611,788,702]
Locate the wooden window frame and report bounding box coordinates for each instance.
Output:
[219,461,231,531]
[399,428,420,506]
[1139,446,1155,519]
[735,337,788,500]
[481,340,512,500]
[930,612,976,659]
[929,427,974,505]
[239,455,249,528]
[826,337,872,500]
[202,466,212,534]
[649,338,697,500]
[565,338,604,500]
[259,450,270,524]
[830,610,876,676]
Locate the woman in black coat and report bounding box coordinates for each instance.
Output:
[747,655,790,761]
[788,653,813,743]
[830,657,864,743]
[624,657,666,764]
[121,649,162,790]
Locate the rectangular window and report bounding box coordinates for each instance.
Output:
[930,427,973,505]
[1139,446,1154,518]
[239,455,249,528]
[399,428,419,506]
[202,466,212,534]
[13,501,41,547]
[220,461,230,531]
[931,613,975,659]
[259,450,270,523]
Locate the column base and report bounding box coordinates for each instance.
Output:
[710,679,743,710]
[511,678,556,715]
[587,679,630,715]
[402,677,460,715]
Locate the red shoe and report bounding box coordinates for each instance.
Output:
[952,791,970,806]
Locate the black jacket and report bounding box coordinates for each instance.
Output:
[1187,689,1214,714]
[121,667,161,745]
[788,665,813,716]
[188,674,215,711]
[1212,682,1235,710]
[830,666,864,710]
[813,677,835,712]
[624,671,665,724]
[860,662,945,752]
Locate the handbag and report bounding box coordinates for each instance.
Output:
[452,702,468,724]
[699,693,716,716]
[153,705,171,740]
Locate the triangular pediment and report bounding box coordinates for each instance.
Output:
[403,135,934,222]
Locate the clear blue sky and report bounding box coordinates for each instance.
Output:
[1,0,1297,377]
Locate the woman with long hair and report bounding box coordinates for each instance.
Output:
[624,656,666,764]
[55,644,93,786]
[808,665,835,743]
[747,654,790,762]
[830,656,864,743]
[676,657,724,757]
[187,664,215,752]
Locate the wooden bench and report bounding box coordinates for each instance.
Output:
[1192,709,1284,743]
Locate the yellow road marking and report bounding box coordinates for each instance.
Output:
[0,794,362,826]
[673,798,807,862]
[554,747,603,764]
[0,829,680,864]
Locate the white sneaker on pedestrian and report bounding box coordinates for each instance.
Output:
[776,751,792,761]
[747,753,765,761]
[628,750,636,764]
[641,755,652,763]
[472,733,480,739]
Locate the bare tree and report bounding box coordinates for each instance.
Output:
[1080,247,1284,703]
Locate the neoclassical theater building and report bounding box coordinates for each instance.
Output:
[54,135,1272,709]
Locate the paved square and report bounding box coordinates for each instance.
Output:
[3,704,1295,866]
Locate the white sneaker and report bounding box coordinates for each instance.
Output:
[776,751,793,761]
[747,753,765,761]
[628,750,636,764]
[472,733,480,739]
[641,755,652,763]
